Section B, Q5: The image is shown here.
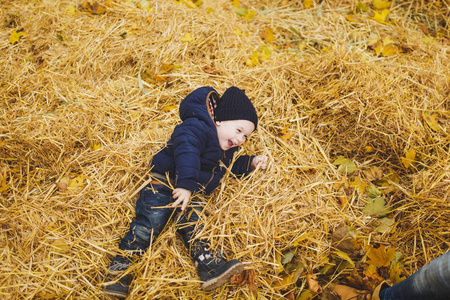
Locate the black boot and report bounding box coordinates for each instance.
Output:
[104,256,132,299]
[195,250,244,292]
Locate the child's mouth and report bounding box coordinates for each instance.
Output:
[227,140,234,148]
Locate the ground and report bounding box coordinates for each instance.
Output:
[0,0,449,299]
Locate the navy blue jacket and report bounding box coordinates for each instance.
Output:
[150,87,255,194]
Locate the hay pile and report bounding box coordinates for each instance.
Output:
[1,0,449,299]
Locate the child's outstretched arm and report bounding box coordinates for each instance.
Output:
[252,155,268,170]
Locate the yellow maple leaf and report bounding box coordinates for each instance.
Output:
[348,176,368,194]
[246,51,260,66]
[80,1,106,14]
[0,176,9,193]
[261,28,275,43]
[422,111,440,131]
[10,28,26,45]
[303,0,314,9]
[68,174,87,192]
[401,149,416,169]
[260,45,271,60]
[367,245,396,267]
[364,264,384,281]
[163,105,177,111]
[373,0,391,10]
[346,15,358,23]
[234,28,242,36]
[181,32,194,42]
[370,9,390,24]
[364,146,374,153]
[244,10,256,19]
[93,143,101,150]
[373,40,384,55]
[232,0,240,8]
[65,5,77,16]
[381,43,398,56]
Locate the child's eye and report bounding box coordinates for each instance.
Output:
[237,129,241,133]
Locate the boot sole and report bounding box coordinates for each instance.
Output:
[104,288,128,299]
[201,261,244,292]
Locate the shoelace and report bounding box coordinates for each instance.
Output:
[110,262,129,272]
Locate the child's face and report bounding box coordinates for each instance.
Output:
[215,119,255,151]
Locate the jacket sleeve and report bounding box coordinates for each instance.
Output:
[171,119,207,192]
[230,154,255,176]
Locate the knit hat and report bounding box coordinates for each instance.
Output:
[214,86,258,130]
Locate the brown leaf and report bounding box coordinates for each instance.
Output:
[79,1,106,14]
[230,269,257,291]
[418,23,429,34]
[202,65,221,75]
[306,274,321,293]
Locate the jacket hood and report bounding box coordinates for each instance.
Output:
[179,87,219,126]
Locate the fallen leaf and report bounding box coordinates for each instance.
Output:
[373,217,395,233]
[333,251,355,268]
[163,105,177,111]
[297,290,314,300]
[418,23,429,34]
[364,263,384,281]
[370,9,390,24]
[259,45,271,60]
[373,0,391,10]
[423,111,440,131]
[246,51,260,67]
[364,146,374,153]
[401,149,416,169]
[0,176,10,193]
[261,27,275,44]
[234,28,242,36]
[79,1,106,14]
[331,226,358,254]
[232,0,240,8]
[52,239,69,254]
[67,174,87,192]
[362,196,389,217]
[235,7,248,17]
[10,28,26,45]
[389,260,406,283]
[57,176,70,192]
[303,0,314,9]
[244,10,257,19]
[367,245,396,267]
[366,185,380,198]
[272,273,295,291]
[364,166,383,182]
[357,2,369,12]
[181,32,194,42]
[65,5,77,16]
[333,157,357,174]
[348,176,368,194]
[306,274,321,293]
[281,249,296,265]
[381,43,398,56]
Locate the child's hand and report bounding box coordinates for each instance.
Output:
[252,155,268,170]
[172,188,192,211]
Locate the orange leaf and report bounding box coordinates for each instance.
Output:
[367,245,396,268]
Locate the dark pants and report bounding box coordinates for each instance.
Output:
[380,252,450,300]
[118,175,209,261]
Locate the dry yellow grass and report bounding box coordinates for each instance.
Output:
[1,0,449,299]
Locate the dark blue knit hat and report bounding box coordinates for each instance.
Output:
[215,86,258,130]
